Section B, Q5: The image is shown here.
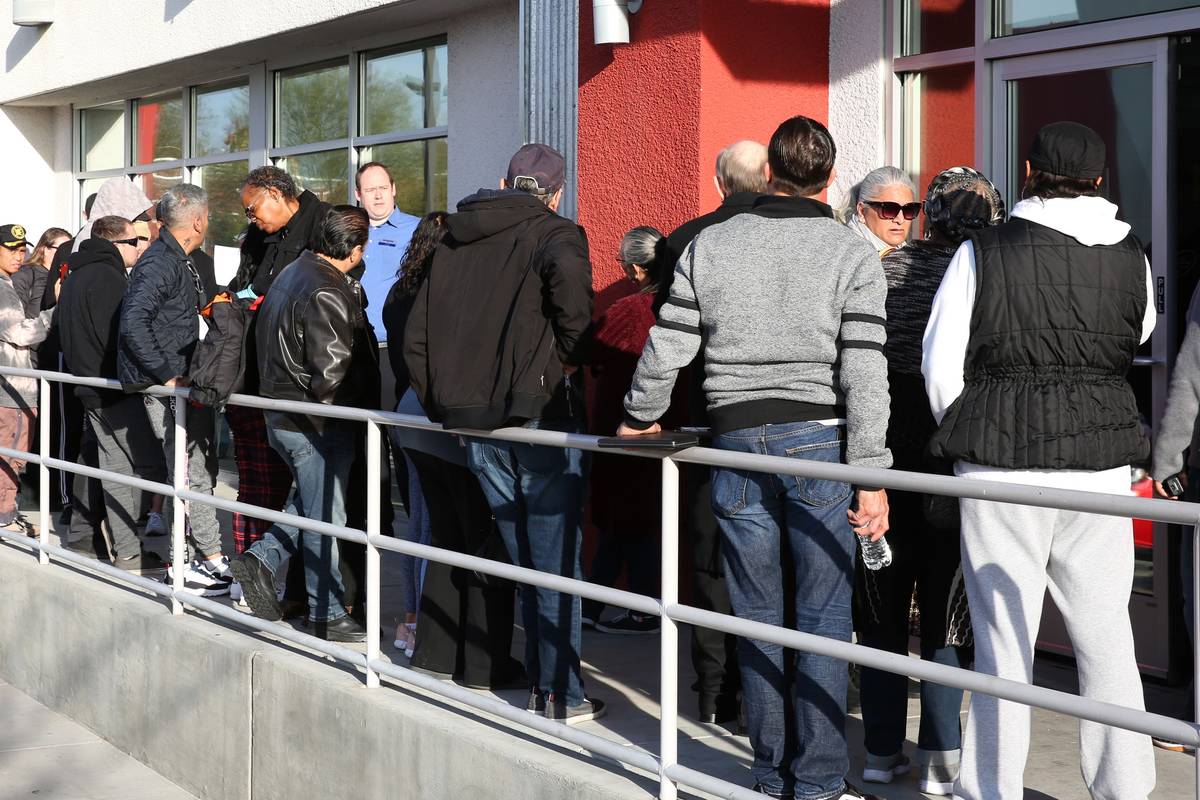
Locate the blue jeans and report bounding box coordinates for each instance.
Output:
[466,420,588,706]
[247,413,352,623]
[711,422,855,800]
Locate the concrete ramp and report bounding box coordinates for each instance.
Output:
[0,542,656,800]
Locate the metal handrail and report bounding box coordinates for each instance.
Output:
[3,365,1198,800]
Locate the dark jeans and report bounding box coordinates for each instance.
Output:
[407,449,516,684]
[583,532,658,622]
[712,422,854,800]
[856,487,969,762]
[466,419,588,706]
[686,464,741,704]
[246,414,353,623]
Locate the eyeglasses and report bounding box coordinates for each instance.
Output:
[244,190,269,221]
[112,238,140,247]
[864,201,923,221]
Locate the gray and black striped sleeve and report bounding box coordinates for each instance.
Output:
[622,243,703,429]
[838,252,892,469]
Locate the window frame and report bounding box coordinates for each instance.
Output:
[72,34,449,226]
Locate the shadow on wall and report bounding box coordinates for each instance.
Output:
[2,106,56,168]
[6,24,46,72]
[165,0,194,22]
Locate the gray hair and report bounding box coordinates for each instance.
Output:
[716,140,768,195]
[618,225,663,267]
[839,166,918,222]
[158,184,208,229]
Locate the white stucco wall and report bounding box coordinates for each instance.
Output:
[827,0,887,214]
[447,3,521,206]
[0,0,520,240]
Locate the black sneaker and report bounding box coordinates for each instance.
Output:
[837,782,883,800]
[229,554,282,621]
[545,696,606,725]
[114,551,166,574]
[595,611,659,635]
[313,615,367,642]
[526,689,546,714]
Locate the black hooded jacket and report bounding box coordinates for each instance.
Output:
[404,189,593,429]
[57,238,129,407]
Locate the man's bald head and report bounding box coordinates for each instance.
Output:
[715,140,769,197]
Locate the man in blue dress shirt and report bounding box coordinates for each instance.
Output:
[355,161,420,410]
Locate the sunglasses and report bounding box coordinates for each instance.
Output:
[113,237,141,247]
[244,190,269,221]
[865,201,923,221]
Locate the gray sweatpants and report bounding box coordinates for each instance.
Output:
[86,396,167,559]
[954,466,1155,800]
[143,395,221,562]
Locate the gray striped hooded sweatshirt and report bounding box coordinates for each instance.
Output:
[623,195,892,469]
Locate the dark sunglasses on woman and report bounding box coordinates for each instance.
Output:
[865,200,923,221]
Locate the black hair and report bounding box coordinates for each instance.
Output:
[767,116,836,197]
[314,205,369,260]
[83,193,98,219]
[355,161,394,190]
[1021,168,1101,200]
[91,215,132,242]
[241,165,299,200]
[396,212,449,295]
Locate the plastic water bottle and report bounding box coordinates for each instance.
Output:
[858,533,892,571]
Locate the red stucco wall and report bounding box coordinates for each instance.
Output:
[578,1,831,309]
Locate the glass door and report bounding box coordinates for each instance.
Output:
[991,40,1174,676]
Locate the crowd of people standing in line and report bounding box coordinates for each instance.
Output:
[0,111,1190,800]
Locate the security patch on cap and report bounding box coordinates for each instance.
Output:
[0,224,28,248]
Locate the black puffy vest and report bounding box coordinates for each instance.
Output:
[929,217,1148,470]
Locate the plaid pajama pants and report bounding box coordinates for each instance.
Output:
[226,403,293,554]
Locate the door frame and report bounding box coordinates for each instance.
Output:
[989,38,1175,677]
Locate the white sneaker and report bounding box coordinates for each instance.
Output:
[862,753,909,784]
[166,561,233,597]
[230,580,249,609]
[144,511,166,537]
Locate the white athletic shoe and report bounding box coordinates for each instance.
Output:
[144,511,166,537]
[166,561,233,597]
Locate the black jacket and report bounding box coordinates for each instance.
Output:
[12,263,49,319]
[230,190,331,298]
[929,218,1148,470]
[256,250,378,414]
[404,189,593,429]
[382,281,417,402]
[117,229,206,390]
[57,239,128,407]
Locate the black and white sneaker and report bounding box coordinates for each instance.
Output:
[526,689,546,714]
[836,782,883,800]
[545,696,606,725]
[595,611,659,635]
[166,560,233,597]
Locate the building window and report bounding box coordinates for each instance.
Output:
[996,0,1200,37]
[900,0,974,56]
[73,36,449,253]
[899,63,975,207]
[269,40,448,212]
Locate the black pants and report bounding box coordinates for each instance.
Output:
[686,465,740,702]
[406,449,516,685]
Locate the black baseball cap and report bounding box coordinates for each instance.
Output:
[0,225,27,248]
[506,143,565,195]
[1028,122,1106,181]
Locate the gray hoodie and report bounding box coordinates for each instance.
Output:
[1152,284,1200,481]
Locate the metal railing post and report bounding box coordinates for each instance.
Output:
[365,420,382,689]
[36,378,50,565]
[659,456,679,800]
[170,394,186,615]
[1193,524,1199,796]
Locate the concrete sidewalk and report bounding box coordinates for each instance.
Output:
[0,679,196,800]
[31,458,1200,800]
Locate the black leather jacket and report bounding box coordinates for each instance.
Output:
[255,250,378,413]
